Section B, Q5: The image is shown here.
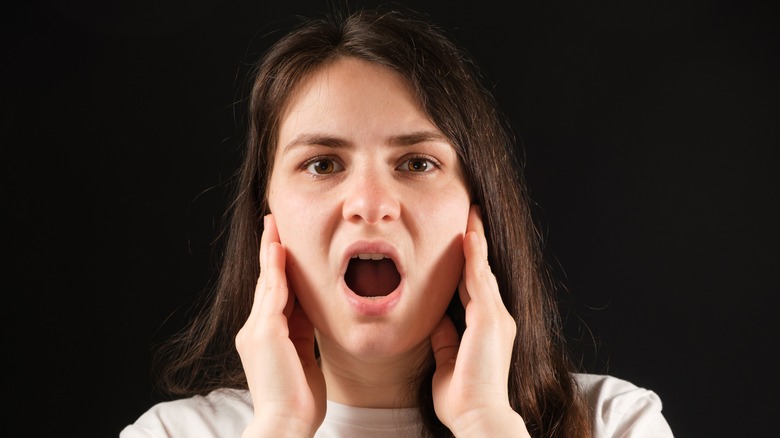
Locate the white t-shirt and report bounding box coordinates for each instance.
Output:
[119,373,673,437]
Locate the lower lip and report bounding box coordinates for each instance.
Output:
[342,282,402,316]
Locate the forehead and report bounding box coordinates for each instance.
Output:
[285,56,416,103]
[277,57,430,136]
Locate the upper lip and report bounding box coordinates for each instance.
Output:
[341,240,404,276]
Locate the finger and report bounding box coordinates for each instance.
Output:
[466,204,488,259]
[259,214,281,271]
[289,301,328,425]
[430,314,460,369]
[249,214,286,318]
[458,204,485,309]
[289,302,317,366]
[462,211,502,309]
[458,270,471,310]
[462,229,500,304]
[247,240,289,320]
[282,284,296,319]
[257,242,291,317]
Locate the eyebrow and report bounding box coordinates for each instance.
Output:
[282,130,449,154]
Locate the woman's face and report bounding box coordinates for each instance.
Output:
[267,58,471,362]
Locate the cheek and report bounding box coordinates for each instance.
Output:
[267,182,314,259]
[411,186,471,295]
[268,179,321,235]
[267,186,316,300]
[267,181,335,277]
[417,183,471,238]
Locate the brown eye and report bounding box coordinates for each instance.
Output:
[407,159,429,172]
[396,156,439,173]
[306,159,341,175]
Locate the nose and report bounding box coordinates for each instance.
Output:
[342,171,401,224]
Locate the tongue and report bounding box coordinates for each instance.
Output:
[345,258,400,297]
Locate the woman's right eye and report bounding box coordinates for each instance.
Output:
[305,158,343,175]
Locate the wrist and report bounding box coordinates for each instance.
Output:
[242,413,317,438]
[450,406,530,438]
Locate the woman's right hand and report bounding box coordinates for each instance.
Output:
[235,214,326,438]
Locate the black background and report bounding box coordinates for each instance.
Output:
[3,1,777,436]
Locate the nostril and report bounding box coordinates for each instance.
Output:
[341,181,401,223]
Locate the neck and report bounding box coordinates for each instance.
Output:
[317,337,431,409]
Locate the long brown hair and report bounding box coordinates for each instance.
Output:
[155,5,591,437]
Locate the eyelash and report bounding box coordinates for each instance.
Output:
[397,155,441,173]
[301,154,442,177]
[303,155,343,175]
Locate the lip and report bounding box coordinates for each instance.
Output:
[340,240,405,316]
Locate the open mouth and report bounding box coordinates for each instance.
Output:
[345,253,401,298]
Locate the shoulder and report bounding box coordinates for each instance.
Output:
[119,388,253,438]
[574,373,674,437]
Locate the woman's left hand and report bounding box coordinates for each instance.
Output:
[430,205,530,437]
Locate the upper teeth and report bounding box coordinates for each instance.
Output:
[352,253,387,260]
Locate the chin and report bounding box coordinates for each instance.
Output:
[322,321,434,363]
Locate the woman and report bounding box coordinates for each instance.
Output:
[121,5,673,438]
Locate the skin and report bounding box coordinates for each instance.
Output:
[235,58,529,437]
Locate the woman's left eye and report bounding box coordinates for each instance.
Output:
[398,157,437,173]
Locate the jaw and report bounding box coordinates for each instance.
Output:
[283,235,460,363]
[316,324,434,368]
